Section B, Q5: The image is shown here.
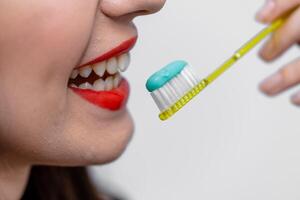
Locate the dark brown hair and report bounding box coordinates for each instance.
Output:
[21,166,102,200]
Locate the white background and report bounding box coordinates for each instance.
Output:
[92,0,300,199]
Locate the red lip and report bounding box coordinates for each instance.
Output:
[78,36,137,68]
[71,37,137,111]
[71,79,129,111]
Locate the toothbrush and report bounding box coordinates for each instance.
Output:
[146,18,286,121]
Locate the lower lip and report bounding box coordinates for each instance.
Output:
[70,79,130,111]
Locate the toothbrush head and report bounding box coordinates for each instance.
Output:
[146,60,208,121]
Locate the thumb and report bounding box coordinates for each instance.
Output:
[256,0,300,23]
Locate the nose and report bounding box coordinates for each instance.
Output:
[100,0,166,19]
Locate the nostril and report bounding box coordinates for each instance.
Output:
[133,10,149,15]
[129,10,151,17]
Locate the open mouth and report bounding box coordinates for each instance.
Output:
[68,53,130,91]
[68,37,137,110]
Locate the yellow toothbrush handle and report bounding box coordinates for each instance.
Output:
[159,18,285,121]
[206,18,285,83]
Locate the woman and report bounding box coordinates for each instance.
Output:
[1,0,300,199]
[0,0,165,199]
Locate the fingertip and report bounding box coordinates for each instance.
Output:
[291,93,300,106]
[259,73,283,96]
[256,0,276,23]
[259,82,275,96]
[259,35,283,63]
[255,12,266,24]
[255,12,272,24]
[259,48,276,63]
[291,98,300,106]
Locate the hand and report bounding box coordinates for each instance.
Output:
[256,0,300,105]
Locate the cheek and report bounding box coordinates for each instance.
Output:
[0,0,97,79]
[0,1,97,158]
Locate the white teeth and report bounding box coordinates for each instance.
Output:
[79,66,92,78]
[71,70,79,79]
[74,75,121,91]
[70,83,77,88]
[107,57,118,75]
[79,82,92,89]
[105,76,113,91]
[70,53,129,91]
[114,74,121,88]
[117,53,130,72]
[71,53,130,80]
[93,62,106,77]
[93,79,105,91]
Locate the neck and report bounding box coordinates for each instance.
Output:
[0,156,31,200]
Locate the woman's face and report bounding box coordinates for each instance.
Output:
[0,0,165,166]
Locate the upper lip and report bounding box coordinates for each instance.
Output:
[77,36,138,69]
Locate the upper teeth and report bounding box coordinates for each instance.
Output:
[70,53,130,79]
[79,66,92,78]
[107,57,118,75]
[118,53,130,72]
[93,62,106,77]
[71,69,79,79]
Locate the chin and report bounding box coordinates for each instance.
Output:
[31,110,135,167]
[79,111,135,166]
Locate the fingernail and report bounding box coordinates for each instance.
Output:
[260,73,282,95]
[256,0,276,22]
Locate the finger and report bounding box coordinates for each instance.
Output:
[259,9,300,62]
[291,90,300,105]
[260,58,300,96]
[256,0,300,23]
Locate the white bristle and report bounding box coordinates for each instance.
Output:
[162,84,174,103]
[153,90,169,111]
[150,65,199,112]
[167,82,182,99]
[182,67,198,86]
[187,68,199,84]
[172,76,187,96]
[170,77,181,94]
[165,82,180,101]
[151,91,165,111]
[158,88,174,109]
[181,70,195,88]
[178,74,192,91]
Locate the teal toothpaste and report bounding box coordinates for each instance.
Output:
[146,60,187,92]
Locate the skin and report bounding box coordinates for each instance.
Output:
[256,0,300,104]
[0,0,165,199]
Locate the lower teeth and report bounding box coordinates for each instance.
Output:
[69,74,121,91]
